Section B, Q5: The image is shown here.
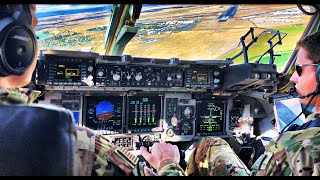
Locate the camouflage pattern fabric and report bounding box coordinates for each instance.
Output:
[157,159,185,176]
[185,137,250,176]
[0,88,41,104]
[76,126,185,176]
[251,111,320,176]
[186,112,320,176]
[0,88,184,176]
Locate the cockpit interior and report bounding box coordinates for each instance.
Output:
[26,4,320,169]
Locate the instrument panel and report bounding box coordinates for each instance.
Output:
[96,65,184,88]
[36,50,277,150]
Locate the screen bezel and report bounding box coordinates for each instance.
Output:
[126,95,163,132]
[83,95,125,133]
[195,100,226,136]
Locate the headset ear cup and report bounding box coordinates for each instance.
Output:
[0,4,37,77]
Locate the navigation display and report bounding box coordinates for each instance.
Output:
[84,96,124,131]
[52,63,82,84]
[196,100,225,136]
[192,72,208,85]
[127,96,162,132]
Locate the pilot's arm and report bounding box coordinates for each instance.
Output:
[76,126,131,176]
[157,159,185,176]
[140,142,185,176]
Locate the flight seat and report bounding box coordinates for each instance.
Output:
[0,104,79,176]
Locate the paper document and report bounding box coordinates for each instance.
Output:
[274,98,306,132]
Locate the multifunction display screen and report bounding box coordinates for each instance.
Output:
[191,72,208,85]
[85,96,123,131]
[52,63,81,83]
[127,96,162,132]
[196,100,225,136]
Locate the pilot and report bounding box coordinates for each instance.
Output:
[142,31,320,176]
[0,4,41,102]
[0,4,183,176]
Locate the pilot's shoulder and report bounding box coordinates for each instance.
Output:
[280,127,320,147]
[265,127,320,156]
[306,111,320,122]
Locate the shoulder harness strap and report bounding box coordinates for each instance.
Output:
[287,117,320,131]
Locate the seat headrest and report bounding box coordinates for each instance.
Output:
[0,104,79,176]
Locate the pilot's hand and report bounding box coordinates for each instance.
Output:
[140,142,180,171]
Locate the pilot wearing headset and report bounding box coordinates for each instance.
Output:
[0,4,40,103]
[179,32,320,176]
[0,4,182,176]
[2,4,319,177]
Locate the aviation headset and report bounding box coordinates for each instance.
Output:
[0,4,37,77]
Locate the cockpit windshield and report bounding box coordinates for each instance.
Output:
[35,4,312,72]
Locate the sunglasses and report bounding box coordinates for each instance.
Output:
[295,64,319,76]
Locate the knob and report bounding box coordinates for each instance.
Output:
[113,74,121,81]
[166,128,175,137]
[214,71,220,76]
[176,73,182,79]
[167,76,172,81]
[127,75,131,80]
[171,116,178,126]
[266,74,271,79]
[87,65,94,72]
[97,70,104,77]
[135,74,142,81]
[183,107,193,119]
[254,73,260,79]
[214,78,220,83]
[87,74,93,81]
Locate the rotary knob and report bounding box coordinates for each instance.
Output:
[214,78,220,83]
[176,73,182,79]
[87,74,93,81]
[113,74,121,81]
[87,65,94,72]
[166,128,175,137]
[183,107,193,119]
[171,116,178,126]
[97,70,104,77]
[167,76,172,81]
[135,74,142,81]
[127,75,131,80]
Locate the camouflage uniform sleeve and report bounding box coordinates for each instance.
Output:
[185,137,250,176]
[157,159,185,176]
[76,126,97,176]
[251,118,320,176]
[94,135,138,176]
[76,126,139,176]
